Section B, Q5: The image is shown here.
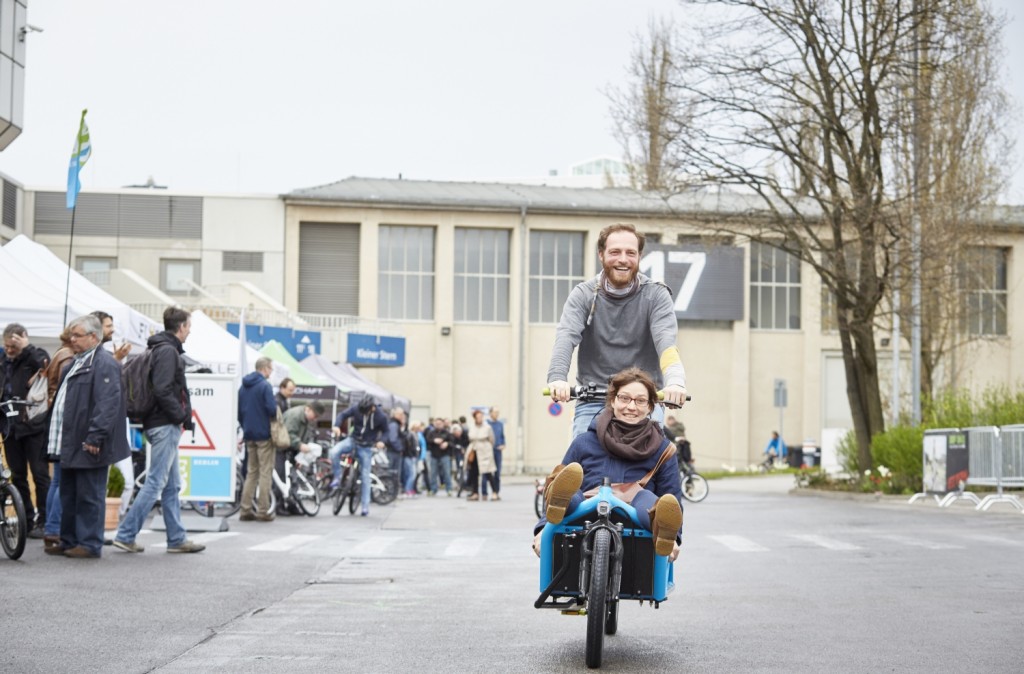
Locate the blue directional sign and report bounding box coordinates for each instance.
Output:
[227,323,322,360]
[347,333,406,367]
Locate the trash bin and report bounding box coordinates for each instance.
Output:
[802,441,821,467]
[786,446,803,468]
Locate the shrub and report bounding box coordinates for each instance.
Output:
[107,465,125,498]
[870,425,923,493]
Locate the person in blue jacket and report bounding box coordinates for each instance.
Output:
[534,367,683,561]
[237,357,278,521]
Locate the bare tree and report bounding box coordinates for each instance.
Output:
[608,17,686,190]
[616,0,1011,468]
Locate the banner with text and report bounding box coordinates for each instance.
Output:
[346,333,406,367]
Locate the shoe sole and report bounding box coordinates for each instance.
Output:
[652,495,683,557]
[167,547,205,553]
[112,540,144,553]
[545,463,583,524]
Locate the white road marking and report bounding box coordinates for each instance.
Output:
[708,535,768,552]
[790,534,862,551]
[151,532,240,548]
[248,534,321,552]
[878,534,963,550]
[351,536,404,555]
[444,537,485,557]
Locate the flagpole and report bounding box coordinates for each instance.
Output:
[63,205,77,326]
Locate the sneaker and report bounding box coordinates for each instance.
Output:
[167,539,206,553]
[446,490,453,497]
[651,494,683,557]
[490,493,501,501]
[545,462,583,524]
[467,493,479,501]
[360,509,369,517]
[28,524,46,539]
[113,539,145,553]
[329,479,340,490]
[239,512,256,522]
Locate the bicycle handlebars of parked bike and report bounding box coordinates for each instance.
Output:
[541,384,691,407]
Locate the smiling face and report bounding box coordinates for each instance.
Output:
[611,380,652,425]
[598,230,641,289]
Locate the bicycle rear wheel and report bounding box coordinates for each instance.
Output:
[372,473,399,505]
[682,473,709,503]
[585,527,611,668]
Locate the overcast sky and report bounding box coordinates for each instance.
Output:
[2,0,1022,203]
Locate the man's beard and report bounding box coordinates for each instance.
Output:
[602,260,638,289]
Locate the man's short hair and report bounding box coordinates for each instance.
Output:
[254,357,273,372]
[597,223,646,255]
[68,314,103,340]
[163,306,191,333]
[90,310,113,323]
[2,323,27,340]
[307,400,326,416]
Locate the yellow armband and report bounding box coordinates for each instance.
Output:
[659,345,682,372]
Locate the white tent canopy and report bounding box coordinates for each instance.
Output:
[184,309,262,377]
[0,235,157,348]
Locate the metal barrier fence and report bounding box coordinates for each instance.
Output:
[937,425,1024,512]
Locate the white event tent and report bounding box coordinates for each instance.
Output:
[0,235,157,348]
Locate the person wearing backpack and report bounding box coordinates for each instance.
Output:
[113,307,204,554]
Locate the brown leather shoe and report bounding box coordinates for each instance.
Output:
[44,544,67,556]
[651,494,683,557]
[255,512,275,522]
[239,512,256,521]
[545,462,583,524]
[63,545,100,559]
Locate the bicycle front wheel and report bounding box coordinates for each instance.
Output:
[372,473,399,505]
[682,473,709,503]
[292,469,321,516]
[586,527,611,668]
[1,482,28,560]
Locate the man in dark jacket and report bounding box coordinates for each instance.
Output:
[237,357,277,521]
[424,418,455,496]
[2,322,51,538]
[329,395,388,515]
[44,315,129,558]
[114,307,204,554]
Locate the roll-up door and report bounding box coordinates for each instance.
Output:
[299,221,359,314]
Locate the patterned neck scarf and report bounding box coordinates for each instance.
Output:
[595,407,663,462]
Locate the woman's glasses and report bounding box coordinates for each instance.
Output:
[614,393,649,408]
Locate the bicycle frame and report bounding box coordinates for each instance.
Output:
[536,481,674,608]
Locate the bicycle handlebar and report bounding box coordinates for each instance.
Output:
[541,385,691,406]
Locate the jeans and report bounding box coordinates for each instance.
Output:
[356,443,373,513]
[493,447,503,494]
[329,437,354,480]
[59,465,107,556]
[402,456,417,492]
[427,454,452,493]
[44,462,61,536]
[116,424,187,547]
[572,401,666,438]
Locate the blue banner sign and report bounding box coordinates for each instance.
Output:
[347,333,406,367]
[227,323,322,360]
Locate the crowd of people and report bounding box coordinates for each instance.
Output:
[1,307,207,559]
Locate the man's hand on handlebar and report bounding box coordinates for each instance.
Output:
[547,380,571,403]
[661,384,688,408]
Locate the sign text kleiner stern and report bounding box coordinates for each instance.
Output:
[346,333,406,367]
[176,373,237,501]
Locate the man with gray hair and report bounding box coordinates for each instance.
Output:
[45,315,130,558]
[237,357,277,521]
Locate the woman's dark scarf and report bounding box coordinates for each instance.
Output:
[596,407,662,461]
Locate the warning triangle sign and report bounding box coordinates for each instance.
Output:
[179,410,216,450]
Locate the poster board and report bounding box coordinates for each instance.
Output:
[176,373,237,501]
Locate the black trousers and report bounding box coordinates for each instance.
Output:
[4,431,50,523]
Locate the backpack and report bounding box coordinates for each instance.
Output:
[402,430,419,458]
[122,347,159,423]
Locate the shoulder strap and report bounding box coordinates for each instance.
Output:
[637,443,677,488]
